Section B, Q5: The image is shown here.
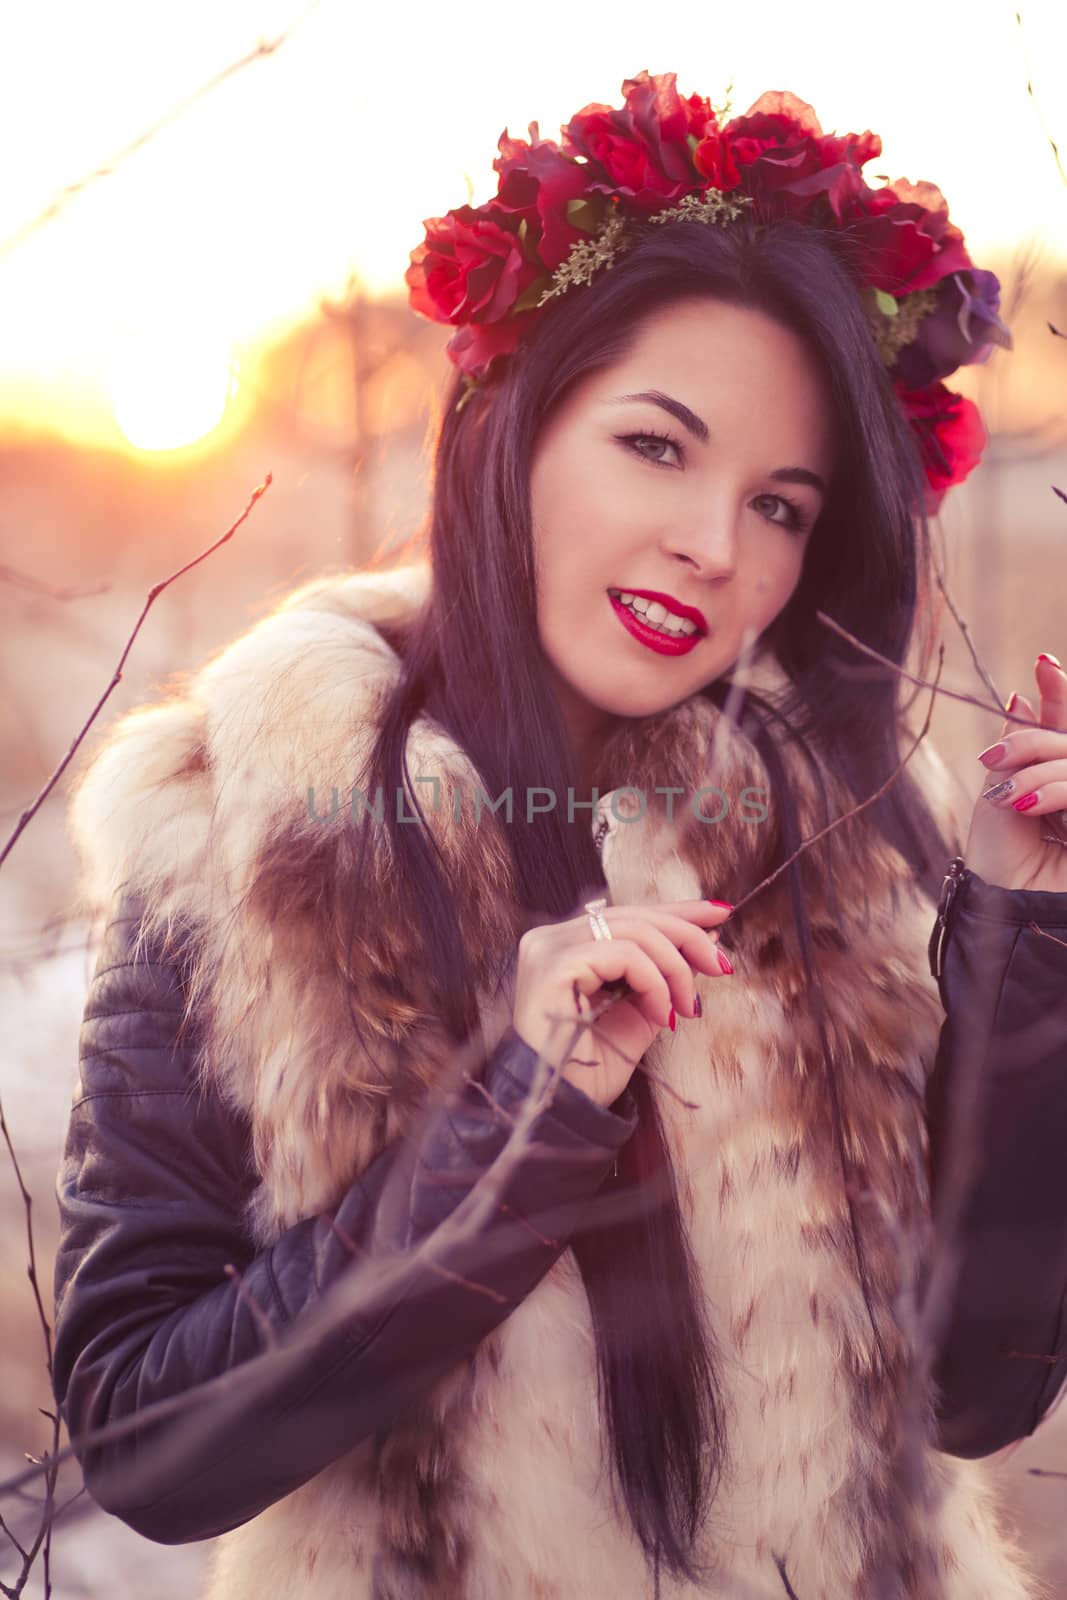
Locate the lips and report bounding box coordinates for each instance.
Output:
[608,592,704,657]
[609,588,708,635]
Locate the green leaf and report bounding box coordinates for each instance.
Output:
[875,289,898,318]
[565,197,601,234]
[513,277,552,312]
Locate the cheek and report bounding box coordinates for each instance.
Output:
[532,449,616,583]
[748,540,807,622]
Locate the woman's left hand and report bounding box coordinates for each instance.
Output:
[963,652,1067,892]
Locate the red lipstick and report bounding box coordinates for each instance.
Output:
[608,588,707,657]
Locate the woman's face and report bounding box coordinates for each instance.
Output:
[529,296,835,755]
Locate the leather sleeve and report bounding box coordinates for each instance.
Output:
[52,895,638,1545]
[925,865,1067,1457]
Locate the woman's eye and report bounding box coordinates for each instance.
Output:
[752,492,807,533]
[618,432,682,468]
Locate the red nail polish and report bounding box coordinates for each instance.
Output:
[706,899,734,910]
[1037,653,1062,670]
[668,1007,676,1031]
[977,743,1006,767]
[693,994,703,1019]
[717,950,734,975]
[1012,791,1039,812]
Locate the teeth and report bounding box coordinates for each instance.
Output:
[612,591,697,637]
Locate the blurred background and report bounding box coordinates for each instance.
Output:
[2,0,1066,1592]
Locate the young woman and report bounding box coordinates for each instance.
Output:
[53,75,1067,1599]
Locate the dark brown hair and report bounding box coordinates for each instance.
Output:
[351,214,948,1587]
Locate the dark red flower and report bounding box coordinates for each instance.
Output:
[722,91,880,222]
[405,204,539,330]
[445,315,532,379]
[563,69,708,214]
[843,178,972,294]
[693,125,741,190]
[493,127,595,271]
[897,380,987,511]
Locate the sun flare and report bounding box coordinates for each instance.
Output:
[106,329,239,452]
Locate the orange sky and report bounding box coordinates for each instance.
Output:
[1,0,1065,452]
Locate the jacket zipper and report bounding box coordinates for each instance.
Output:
[928,855,968,983]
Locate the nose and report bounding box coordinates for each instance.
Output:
[660,500,738,582]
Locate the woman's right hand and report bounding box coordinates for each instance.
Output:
[511,899,734,1109]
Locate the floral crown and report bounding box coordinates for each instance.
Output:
[406,72,1012,511]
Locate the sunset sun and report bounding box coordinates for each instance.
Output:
[106,328,239,452]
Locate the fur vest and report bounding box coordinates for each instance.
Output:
[68,562,1038,1599]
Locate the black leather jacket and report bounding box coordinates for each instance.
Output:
[52,865,1067,1545]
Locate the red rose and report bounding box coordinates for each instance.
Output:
[563,69,708,213]
[693,126,741,190]
[843,178,971,294]
[406,205,539,328]
[493,128,594,271]
[896,380,987,510]
[445,316,531,379]
[722,91,880,222]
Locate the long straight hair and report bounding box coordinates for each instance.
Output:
[353,217,949,1585]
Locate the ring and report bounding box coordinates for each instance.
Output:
[584,898,613,941]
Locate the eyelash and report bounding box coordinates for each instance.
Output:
[614,430,812,535]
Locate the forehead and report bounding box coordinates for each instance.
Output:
[585,297,835,473]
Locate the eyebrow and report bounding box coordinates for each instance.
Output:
[607,389,827,495]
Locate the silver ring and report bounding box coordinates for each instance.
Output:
[584,897,613,940]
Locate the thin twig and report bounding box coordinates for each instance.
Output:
[222,1265,279,1349]
[0,473,272,874]
[730,646,943,914]
[815,610,1032,725]
[0,1002,615,1516]
[933,568,1002,709]
[1015,9,1067,191]
[0,1094,58,1596]
[0,2,324,259]
[0,565,110,601]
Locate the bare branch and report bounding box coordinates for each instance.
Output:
[730,647,943,914]
[0,473,272,874]
[1015,9,1067,191]
[1028,921,1067,952]
[0,565,110,601]
[933,568,1002,709]
[0,3,324,259]
[0,1092,60,1594]
[222,1265,279,1349]
[815,610,1034,726]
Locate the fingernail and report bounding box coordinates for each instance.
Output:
[1004,691,1019,715]
[981,778,1016,804]
[977,743,1006,768]
[693,993,703,1018]
[706,899,734,911]
[668,1007,676,1031]
[1013,791,1039,813]
[717,950,734,975]
[1037,653,1062,670]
